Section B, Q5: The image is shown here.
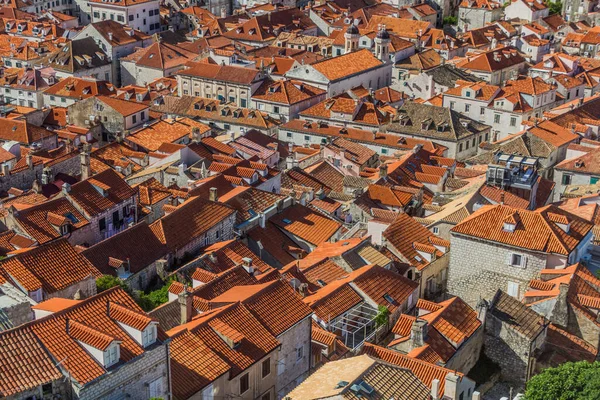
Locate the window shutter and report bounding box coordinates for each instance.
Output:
[521,255,527,268]
[506,253,512,265]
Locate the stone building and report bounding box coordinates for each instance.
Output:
[389,297,483,374]
[448,204,594,307]
[60,167,138,245]
[484,290,549,386]
[176,62,265,108]
[0,288,170,399]
[0,239,100,302]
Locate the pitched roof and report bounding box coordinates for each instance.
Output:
[362,343,465,397]
[451,204,593,255]
[0,239,100,294]
[177,62,263,85]
[270,204,341,246]
[489,289,547,340]
[82,222,169,276]
[67,168,136,217]
[310,49,383,81]
[149,196,235,252]
[11,197,89,244]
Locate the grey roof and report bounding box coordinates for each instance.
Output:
[40,37,110,73]
[489,290,548,340]
[387,102,490,142]
[425,64,479,88]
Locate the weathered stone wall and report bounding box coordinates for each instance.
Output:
[77,342,169,400]
[275,317,312,398]
[448,234,549,307]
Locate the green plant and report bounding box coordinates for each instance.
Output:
[442,16,458,26]
[374,305,390,327]
[546,0,562,14]
[135,276,178,311]
[525,361,600,400]
[96,275,128,293]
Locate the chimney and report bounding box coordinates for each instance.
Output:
[444,373,460,400]
[31,179,41,194]
[108,32,113,41]
[1,163,10,176]
[410,319,428,349]
[472,392,481,400]
[26,153,33,169]
[80,150,91,181]
[209,187,218,202]
[62,182,71,195]
[41,166,52,185]
[242,257,254,275]
[379,163,388,179]
[178,289,193,325]
[259,212,266,228]
[192,127,201,143]
[220,5,226,18]
[431,379,440,400]
[552,283,570,327]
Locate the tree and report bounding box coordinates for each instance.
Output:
[546,0,562,14]
[525,361,600,400]
[442,16,458,26]
[96,275,127,293]
[374,305,390,327]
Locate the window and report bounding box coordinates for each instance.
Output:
[465,91,471,97]
[296,345,304,363]
[202,384,214,400]
[105,345,119,367]
[507,281,519,297]
[132,114,137,123]
[262,358,271,378]
[50,95,55,101]
[287,132,292,138]
[241,98,247,107]
[61,97,66,103]
[129,15,134,21]
[141,111,145,120]
[591,176,600,184]
[117,15,124,21]
[148,378,163,398]
[509,253,524,268]
[510,117,517,127]
[494,114,500,124]
[61,225,69,235]
[562,174,572,185]
[239,373,249,394]
[381,148,388,154]
[224,124,230,130]
[304,135,310,141]
[465,104,470,112]
[480,106,485,115]
[273,106,280,114]
[450,101,455,109]
[432,227,439,235]
[459,143,463,152]
[99,217,106,231]
[142,325,156,347]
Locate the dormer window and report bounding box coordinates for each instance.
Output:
[142,325,157,347]
[61,224,70,235]
[104,343,120,367]
[503,222,516,232]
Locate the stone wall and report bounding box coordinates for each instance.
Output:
[77,342,170,400]
[275,317,312,398]
[448,234,549,307]
[49,275,97,300]
[445,325,484,374]
[174,213,236,260]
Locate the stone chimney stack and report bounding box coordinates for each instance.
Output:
[431,379,440,400]
[178,288,193,325]
[410,319,428,349]
[379,163,388,180]
[444,373,460,400]
[209,187,218,202]
[242,257,254,275]
[80,147,91,181]
[62,182,71,195]
[26,153,33,169]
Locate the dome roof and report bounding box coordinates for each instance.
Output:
[346,24,359,35]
